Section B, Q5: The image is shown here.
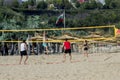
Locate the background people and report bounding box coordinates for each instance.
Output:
[42,31,49,55]
[83,40,89,57]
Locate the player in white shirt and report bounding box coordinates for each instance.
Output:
[19,40,28,64]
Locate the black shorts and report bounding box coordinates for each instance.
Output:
[64,49,71,54]
[20,50,27,56]
[84,47,88,51]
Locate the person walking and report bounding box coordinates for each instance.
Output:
[63,38,72,62]
[19,40,28,64]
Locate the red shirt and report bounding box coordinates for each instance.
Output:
[63,41,71,50]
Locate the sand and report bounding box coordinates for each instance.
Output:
[0,53,120,80]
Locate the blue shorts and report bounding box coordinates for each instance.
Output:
[42,43,47,47]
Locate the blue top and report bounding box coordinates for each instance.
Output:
[42,43,47,47]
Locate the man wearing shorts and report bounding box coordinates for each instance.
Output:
[63,38,72,62]
[19,40,28,64]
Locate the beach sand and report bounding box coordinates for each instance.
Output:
[0,53,120,80]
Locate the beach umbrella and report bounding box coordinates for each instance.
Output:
[30,35,54,42]
[30,35,43,40]
[83,34,103,38]
[56,34,79,40]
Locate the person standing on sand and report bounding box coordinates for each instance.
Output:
[62,38,72,62]
[42,31,49,55]
[4,43,8,56]
[83,40,89,57]
[19,40,28,64]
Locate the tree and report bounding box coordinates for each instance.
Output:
[37,1,48,9]
[0,7,4,22]
[110,0,120,9]
[53,0,64,9]
[75,1,81,8]
[104,0,120,9]
[11,0,20,8]
[52,0,73,10]
[96,2,103,9]
[0,7,23,20]
[80,0,99,9]
[28,0,35,6]
[0,0,4,6]
[21,1,29,9]
[64,0,73,9]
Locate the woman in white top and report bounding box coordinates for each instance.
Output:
[19,40,28,64]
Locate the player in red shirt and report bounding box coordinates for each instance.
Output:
[63,38,72,62]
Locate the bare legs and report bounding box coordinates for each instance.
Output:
[45,46,49,55]
[84,50,88,57]
[63,53,66,62]
[19,55,28,65]
[63,53,72,62]
[69,54,72,61]
[24,55,28,64]
[19,56,23,64]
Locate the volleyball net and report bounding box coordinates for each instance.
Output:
[0,25,116,43]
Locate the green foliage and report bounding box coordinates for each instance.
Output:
[53,0,64,9]
[64,9,120,27]
[0,7,23,21]
[66,19,74,27]
[0,0,4,6]
[26,16,40,29]
[48,16,56,26]
[52,0,73,9]
[0,12,4,22]
[95,2,103,9]
[64,0,73,9]
[28,0,35,6]
[21,1,29,9]
[37,1,48,9]
[11,0,20,8]
[104,0,120,9]
[116,22,120,29]
[0,19,21,40]
[74,0,120,10]
[75,1,81,8]
[80,0,103,10]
